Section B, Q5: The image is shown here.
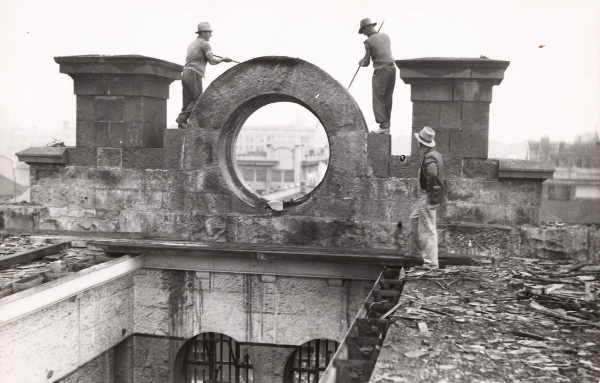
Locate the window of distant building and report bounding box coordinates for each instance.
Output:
[271,169,282,183]
[233,102,329,207]
[256,168,267,182]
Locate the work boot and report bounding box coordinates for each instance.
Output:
[176,115,188,129]
[374,122,390,134]
[373,127,390,134]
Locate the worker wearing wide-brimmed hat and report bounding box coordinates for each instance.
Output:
[357,17,396,134]
[409,127,446,269]
[176,22,233,128]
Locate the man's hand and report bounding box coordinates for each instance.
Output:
[358,58,369,67]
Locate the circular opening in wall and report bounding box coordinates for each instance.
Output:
[233,102,329,209]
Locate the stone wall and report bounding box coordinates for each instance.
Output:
[13,158,545,250]
[0,274,134,383]
[1,265,369,382]
[133,269,369,344]
[8,55,553,251]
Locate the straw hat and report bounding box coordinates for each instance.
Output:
[414,127,436,147]
[196,22,212,34]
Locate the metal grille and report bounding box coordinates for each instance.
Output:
[183,332,253,383]
[284,339,339,383]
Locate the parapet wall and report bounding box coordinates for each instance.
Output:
[8,55,554,252]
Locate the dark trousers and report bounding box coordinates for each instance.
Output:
[176,68,203,125]
[372,65,396,128]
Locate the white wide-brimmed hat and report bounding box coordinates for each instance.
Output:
[196,22,212,33]
[414,126,436,147]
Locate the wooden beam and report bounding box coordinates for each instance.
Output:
[0,241,71,269]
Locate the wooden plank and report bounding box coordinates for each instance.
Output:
[0,241,71,269]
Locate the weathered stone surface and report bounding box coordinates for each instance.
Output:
[410,80,453,101]
[56,55,181,149]
[67,147,96,166]
[133,270,369,346]
[57,349,114,383]
[0,274,134,383]
[163,129,184,169]
[185,56,368,208]
[498,159,554,180]
[122,148,163,169]
[132,336,171,383]
[399,58,508,159]
[520,225,591,261]
[462,158,499,179]
[368,132,391,177]
[16,146,67,165]
[453,79,493,102]
[0,204,42,231]
[97,147,122,168]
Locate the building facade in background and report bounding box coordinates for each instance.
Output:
[527,133,600,223]
[234,125,329,202]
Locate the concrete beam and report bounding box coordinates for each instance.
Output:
[0,255,142,324]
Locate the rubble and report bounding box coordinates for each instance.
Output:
[370,254,600,382]
[0,234,113,298]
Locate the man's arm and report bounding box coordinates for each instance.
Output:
[425,159,443,204]
[202,42,231,64]
[359,42,371,67]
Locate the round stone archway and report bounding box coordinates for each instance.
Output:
[183,56,369,209]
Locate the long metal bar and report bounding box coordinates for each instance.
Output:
[228,336,232,381]
[315,340,321,380]
[308,342,312,382]
[235,342,240,383]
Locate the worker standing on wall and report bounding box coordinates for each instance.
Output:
[176,22,232,129]
[409,127,446,269]
[357,18,396,134]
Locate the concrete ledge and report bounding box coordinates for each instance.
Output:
[16,147,67,165]
[498,159,554,180]
[54,55,182,80]
[396,57,510,83]
[0,255,141,324]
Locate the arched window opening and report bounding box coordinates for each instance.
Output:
[182,332,253,383]
[283,339,339,383]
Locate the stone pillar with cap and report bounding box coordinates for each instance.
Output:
[54,55,182,148]
[395,58,509,159]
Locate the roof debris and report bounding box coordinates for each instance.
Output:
[0,234,113,298]
[371,256,600,382]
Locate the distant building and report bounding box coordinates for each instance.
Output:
[527,133,600,223]
[0,156,27,201]
[235,125,329,202]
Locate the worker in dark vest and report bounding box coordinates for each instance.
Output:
[358,18,396,134]
[409,127,446,268]
[176,22,232,129]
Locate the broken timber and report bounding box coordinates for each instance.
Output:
[0,241,71,269]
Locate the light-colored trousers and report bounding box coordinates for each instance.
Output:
[409,195,440,267]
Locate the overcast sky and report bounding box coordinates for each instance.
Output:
[0,0,598,157]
